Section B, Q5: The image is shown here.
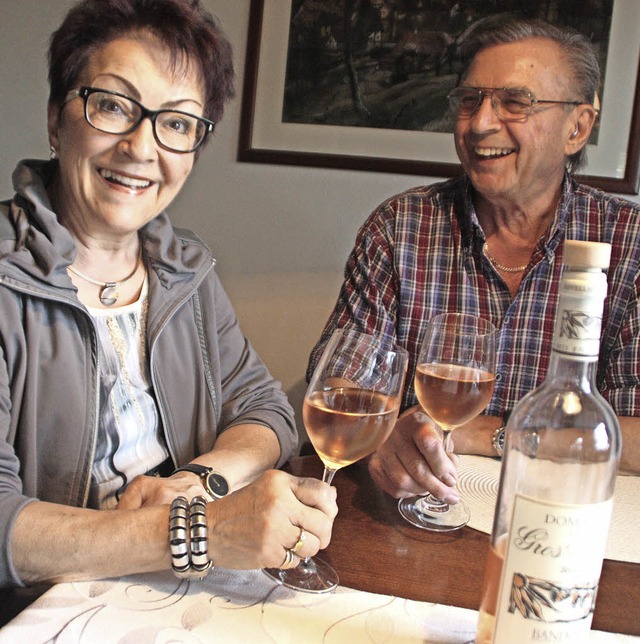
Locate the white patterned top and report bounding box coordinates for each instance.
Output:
[88,279,169,509]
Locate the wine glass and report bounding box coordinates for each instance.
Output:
[264,327,408,593]
[398,313,496,532]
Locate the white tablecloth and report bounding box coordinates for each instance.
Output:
[1,568,637,643]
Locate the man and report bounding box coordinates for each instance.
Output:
[308,17,640,507]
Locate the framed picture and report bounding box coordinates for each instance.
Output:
[238,0,640,194]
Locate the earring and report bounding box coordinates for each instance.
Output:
[49,145,57,160]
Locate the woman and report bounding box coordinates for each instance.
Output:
[0,0,336,588]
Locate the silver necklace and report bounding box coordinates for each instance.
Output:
[68,248,142,306]
[484,242,528,273]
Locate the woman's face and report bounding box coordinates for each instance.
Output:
[48,33,205,241]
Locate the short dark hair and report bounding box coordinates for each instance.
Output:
[48,0,235,126]
[458,15,600,173]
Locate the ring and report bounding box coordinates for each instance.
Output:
[291,528,306,555]
[280,548,295,569]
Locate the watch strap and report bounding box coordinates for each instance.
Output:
[173,464,210,478]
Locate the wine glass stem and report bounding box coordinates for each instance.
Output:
[297,467,337,568]
[442,429,454,455]
[429,428,455,507]
[322,467,338,485]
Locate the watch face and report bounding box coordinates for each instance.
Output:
[205,472,229,499]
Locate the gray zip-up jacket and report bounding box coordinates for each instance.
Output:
[0,159,297,587]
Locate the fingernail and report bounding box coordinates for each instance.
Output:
[443,492,460,505]
[441,473,456,487]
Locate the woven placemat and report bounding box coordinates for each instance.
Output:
[457,455,640,564]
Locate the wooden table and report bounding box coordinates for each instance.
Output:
[1,456,637,638]
[288,457,640,637]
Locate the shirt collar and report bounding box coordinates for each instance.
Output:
[461,172,576,259]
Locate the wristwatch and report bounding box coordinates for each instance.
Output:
[492,411,511,458]
[172,464,229,499]
[492,425,506,457]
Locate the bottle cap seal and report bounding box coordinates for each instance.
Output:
[564,240,611,269]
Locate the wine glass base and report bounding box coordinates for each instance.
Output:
[398,495,470,532]
[263,556,339,594]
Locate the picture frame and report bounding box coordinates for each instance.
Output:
[238,0,640,195]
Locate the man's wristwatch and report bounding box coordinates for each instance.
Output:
[492,425,506,457]
[492,411,511,458]
[172,464,229,499]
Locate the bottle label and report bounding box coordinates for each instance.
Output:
[493,494,612,643]
[552,271,607,358]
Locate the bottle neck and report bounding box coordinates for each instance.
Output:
[545,350,599,391]
[549,267,607,370]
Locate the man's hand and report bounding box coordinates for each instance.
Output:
[368,405,459,503]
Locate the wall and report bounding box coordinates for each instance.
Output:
[1,1,638,442]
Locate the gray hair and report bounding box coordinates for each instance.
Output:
[458,15,600,173]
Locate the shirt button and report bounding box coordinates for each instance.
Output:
[495,373,503,382]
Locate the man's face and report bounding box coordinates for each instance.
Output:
[454,38,581,210]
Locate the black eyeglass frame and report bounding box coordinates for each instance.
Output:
[65,86,216,153]
[447,86,584,122]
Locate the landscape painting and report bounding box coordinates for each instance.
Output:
[281,0,613,135]
[239,0,640,193]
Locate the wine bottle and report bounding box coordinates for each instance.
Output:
[476,240,621,643]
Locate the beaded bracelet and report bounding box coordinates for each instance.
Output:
[169,495,212,579]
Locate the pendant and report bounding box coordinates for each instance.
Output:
[99,283,119,306]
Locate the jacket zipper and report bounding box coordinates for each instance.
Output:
[148,259,216,467]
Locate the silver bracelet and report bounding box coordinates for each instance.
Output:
[169,496,213,579]
[189,495,213,577]
[169,496,191,577]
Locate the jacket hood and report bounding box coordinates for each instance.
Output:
[2,160,76,291]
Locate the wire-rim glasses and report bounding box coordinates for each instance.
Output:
[448,86,583,122]
[65,86,215,153]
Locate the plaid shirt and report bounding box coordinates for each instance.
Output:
[308,174,640,417]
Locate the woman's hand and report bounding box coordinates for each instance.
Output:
[11,470,337,585]
[206,469,338,570]
[367,405,460,504]
[117,422,286,510]
[117,471,212,509]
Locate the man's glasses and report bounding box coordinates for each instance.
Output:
[447,86,583,122]
[65,86,215,153]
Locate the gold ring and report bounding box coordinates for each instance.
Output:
[291,528,306,555]
[280,548,295,569]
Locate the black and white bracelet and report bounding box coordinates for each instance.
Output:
[189,495,213,576]
[169,495,212,579]
[169,496,191,577]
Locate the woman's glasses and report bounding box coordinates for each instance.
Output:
[65,86,215,153]
[448,86,583,122]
